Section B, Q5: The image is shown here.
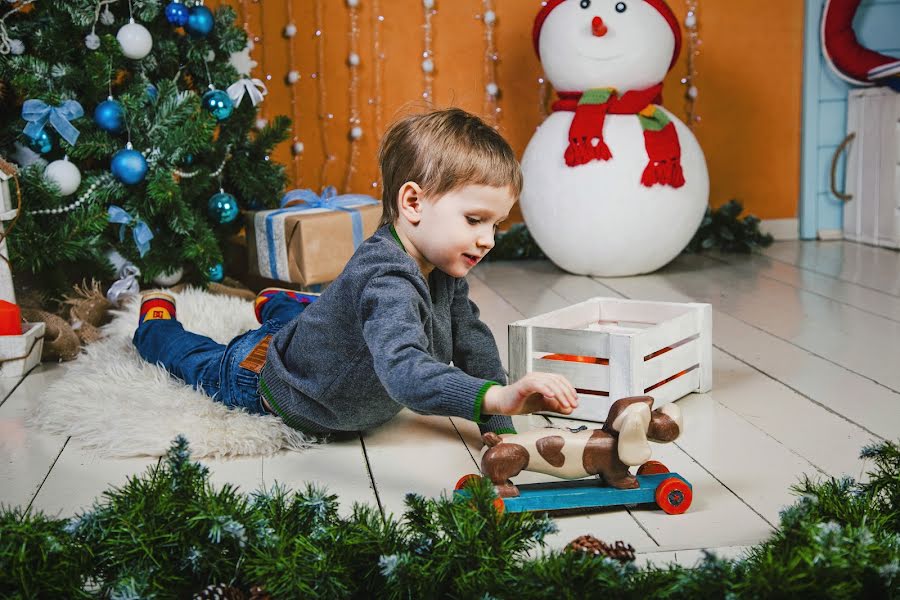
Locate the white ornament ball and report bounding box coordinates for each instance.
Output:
[283,23,297,38]
[348,52,361,66]
[350,126,363,140]
[346,0,359,7]
[292,141,305,155]
[100,7,115,26]
[421,58,435,73]
[206,50,215,62]
[44,159,82,196]
[85,33,101,50]
[255,118,268,131]
[423,0,434,9]
[483,10,496,25]
[687,85,699,99]
[116,20,153,60]
[153,267,184,287]
[286,70,300,84]
[486,82,499,97]
[9,39,24,55]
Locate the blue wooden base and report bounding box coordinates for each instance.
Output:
[455,473,692,514]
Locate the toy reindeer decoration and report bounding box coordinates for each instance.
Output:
[481,396,682,498]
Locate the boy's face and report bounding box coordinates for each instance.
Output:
[410,184,516,278]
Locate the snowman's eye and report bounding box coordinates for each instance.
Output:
[615,2,627,12]
[580,0,591,8]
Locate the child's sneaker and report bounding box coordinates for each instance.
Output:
[255,287,320,323]
[139,292,177,326]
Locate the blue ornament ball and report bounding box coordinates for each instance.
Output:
[111,147,148,185]
[94,99,125,133]
[164,1,189,26]
[207,191,240,224]
[186,5,215,38]
[201,88,233,121]
[26,128,55,154]
[207,263,224,282]
[146,84,159,103]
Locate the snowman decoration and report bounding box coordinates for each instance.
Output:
[521,0,709,276]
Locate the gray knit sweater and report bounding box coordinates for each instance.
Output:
[258,224,516,436]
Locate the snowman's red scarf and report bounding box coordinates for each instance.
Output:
[552,84,685,188]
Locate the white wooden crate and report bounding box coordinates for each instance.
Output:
[508,297,712,422]
[0,322,45,378]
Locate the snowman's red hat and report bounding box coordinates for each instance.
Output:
[533,0,682,70]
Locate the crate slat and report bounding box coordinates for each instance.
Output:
[641,339,701,390]
[531,326,611,357]
[597,298,695,323]
[634,311,701,357]
[644,369,702,405]
[532,357,610,393]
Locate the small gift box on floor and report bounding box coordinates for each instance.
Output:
[247,187,381,287]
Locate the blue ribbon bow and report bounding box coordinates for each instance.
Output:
[21,99,85,146]
[108,205,154,258]
[265,186,379,280]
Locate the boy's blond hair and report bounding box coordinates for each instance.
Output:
[377,108,523,227]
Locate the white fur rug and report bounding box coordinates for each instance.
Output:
[29,288,316,459]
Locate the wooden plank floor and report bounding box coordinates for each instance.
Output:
[1,240,895,566]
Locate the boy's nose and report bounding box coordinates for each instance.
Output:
[592,16,608,37]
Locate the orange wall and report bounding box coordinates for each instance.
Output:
[212,0,804,222]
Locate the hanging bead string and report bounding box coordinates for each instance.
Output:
[538,72,551,119]
[30,174,114,215]
[682,0,701,127]
[479,1,501,128]
[173,146,231,179]
[370,0,385,191]
[343,0,362,194]
[284,0,303,185]
[254,0,271,130]
[421,0,436,105]
[0,0,36,55]
[314,0,335,187]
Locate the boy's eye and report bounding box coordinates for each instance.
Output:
[466,216,481,225]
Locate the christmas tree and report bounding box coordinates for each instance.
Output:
[0,0,290,295]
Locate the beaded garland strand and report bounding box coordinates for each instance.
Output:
[681,0,701,127]
[370,0,385,191]
[283,0,303,185]
[480,0,501,128]
[343,0,363,194]
[421,0,436,106]
[313,0,335,188]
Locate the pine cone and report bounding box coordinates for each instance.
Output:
[567,535,636,563]
[193,583,246,600]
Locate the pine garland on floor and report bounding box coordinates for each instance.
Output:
[2,437,898,599]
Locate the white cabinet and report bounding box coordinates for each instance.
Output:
[843,88,900,249]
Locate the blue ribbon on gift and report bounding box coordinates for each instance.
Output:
[108,205,154,258]
[265,186,379,280]
[21,99,84,146]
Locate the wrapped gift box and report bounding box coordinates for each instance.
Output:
[247,189,381,286]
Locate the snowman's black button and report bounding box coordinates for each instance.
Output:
[615,2,627,12]
[580,0,591,8]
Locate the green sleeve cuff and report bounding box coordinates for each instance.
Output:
[493,428,517,435]
[473,380,500,424]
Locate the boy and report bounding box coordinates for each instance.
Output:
[134,108,578,436]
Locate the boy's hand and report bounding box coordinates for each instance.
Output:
[483,372,579,417]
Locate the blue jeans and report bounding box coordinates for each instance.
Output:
[133,294,310,414]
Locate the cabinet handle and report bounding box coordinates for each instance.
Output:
[831,132,856,202]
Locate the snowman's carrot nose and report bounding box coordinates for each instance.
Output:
[592,16,608,37]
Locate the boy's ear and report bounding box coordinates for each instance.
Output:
[398,181,424,224]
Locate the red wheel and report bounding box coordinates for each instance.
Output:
[655,477,692,515]
[454,474,482,491]
[637,460,670,475]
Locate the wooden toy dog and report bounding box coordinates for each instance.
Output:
[480,396,682,498]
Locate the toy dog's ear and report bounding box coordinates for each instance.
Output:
[648,403,683,442]
[612,401,652,466]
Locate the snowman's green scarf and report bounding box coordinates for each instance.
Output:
[552,83,686,188]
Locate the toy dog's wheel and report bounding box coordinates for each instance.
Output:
[637,460,669,475]
[454,474,482,491]
[453,474,505,514]
[655,477,692,515]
